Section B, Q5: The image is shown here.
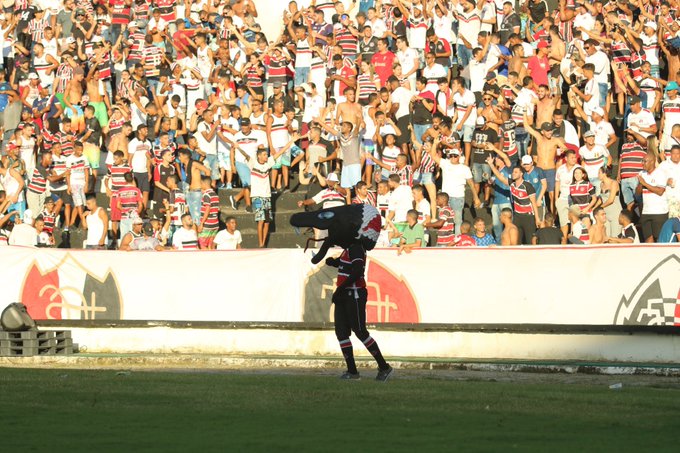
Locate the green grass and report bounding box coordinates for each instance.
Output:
[1,368,679,452]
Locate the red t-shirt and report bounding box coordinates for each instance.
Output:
[173,29,196,59]
[371,51,396,87]
[527,55,549,87]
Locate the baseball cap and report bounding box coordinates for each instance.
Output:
[66,37,76,44]
[645,21,657,31]
[628,95,641,105]
[273,81,282,88]
[136,124,148,132]
[584,130,595,138]
[132,214,144,225]
[537,40,549,49]
[28,73,39,80]
[75,8,86,16]
[521,155,533,165]
[485,73,496,81]
[196,99,209,110]
[299,82,313,93]
[327,173,339,182]
[450,149,461,157]
[128,21,139,28]
[666,81,679,92]
[591,106,605,117]
[540,122,553,132]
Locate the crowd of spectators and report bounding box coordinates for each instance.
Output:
[0,0,679,251]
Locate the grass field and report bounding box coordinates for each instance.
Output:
[1,368,679,452]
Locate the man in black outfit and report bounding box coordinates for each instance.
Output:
[326,241,393,381]
[290,203,393,381]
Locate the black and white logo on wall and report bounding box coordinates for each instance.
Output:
[614,255,680,326]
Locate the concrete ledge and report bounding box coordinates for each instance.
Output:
[14,326,680,364]
[34,321,680,335]
[2,353,680,377]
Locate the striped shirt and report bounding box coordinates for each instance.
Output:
[336,245,366,289]
[353,192,376,206]
[55,131,76,157]
[116,185,143,218]
[27,165,49,194]
[312,188,346,209]
[245,64,264,88]
[49,154,68,191]
[55,63,73,94]
[66,155,90,186]
[569,181,595,211]
[108,163,132,192]
[27,17,49,42]
[200,189,219,232]
[335,25,358,57]
[611,40,631,65]
[436,205,455,246]
[263,55,287,84]
[111,0,131,25]
[619,142,646,179]
[39,209,56,234]
[155,0,176,22]
[357,73,380,101]
[511,181,535,215]
[169,188,186,226]
[143,45,163,78]
[127,31,146,62]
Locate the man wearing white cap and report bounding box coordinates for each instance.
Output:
[8,210,37,247]
[298,172,346,210]
[588,107,616,149]
[639,22,660,78]
[661,82,680,157]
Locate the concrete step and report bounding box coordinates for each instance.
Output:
[219,208,299,232]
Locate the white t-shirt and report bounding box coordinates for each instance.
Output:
[415,198,431,224]
[440,159,472,198]
[627,108,656,134]
[397,48,419,78]
[369,18,387,38]
[172,227,199,249]
[585,50,610,85]
[214,229,242,250]
[196,121,218,156]
[588,120,615,147]
[391,86,412,119]
[453,89,477,127]
[301,93,324,124]
[248,156,274,198]
[8,224,37,247]
[659,159,680,200]
[640,169,669,215]
[128,138,152,173]
[388,184,414,223]
[583,79,600,117]
[579,144,610,181]
[556,163,577,200]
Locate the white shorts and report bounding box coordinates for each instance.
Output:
[71,184,85,207]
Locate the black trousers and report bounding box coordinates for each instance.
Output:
[514,213,536,245]
[333,288,370,342]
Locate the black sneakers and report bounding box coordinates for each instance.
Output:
[339,371,361,380]
[229,195,238,210]
[375,365,394,382]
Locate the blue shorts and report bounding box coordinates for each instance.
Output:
[461,124,474,143]
[472,163,492,183]
[540,167,556,192]
[417,172,434,184]
[598,83,608,108]
[204,155,220,180]
[272,147,291,169]
[236,162,251,187]
[341,163,362,189]
[218,150,231,170]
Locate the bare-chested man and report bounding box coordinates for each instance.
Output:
[499,207,519,245]
[108,120,133,162]
[535,84,559,126]
[86,44,112,131]
[63,66,85,133]
[588,206,608,244]
[336,86,363,128]
[524,112,567,213]
[177,148,211,223]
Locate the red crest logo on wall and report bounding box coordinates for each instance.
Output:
[303,257,420,323]
[19,254,123,320]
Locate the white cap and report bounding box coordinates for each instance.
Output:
[521,155,533,165]
[299,82,312,93]
[28,73,39,80]
[128,21,138,28]
[591,106,604,117]
[66,37,76,44]
[645,21,657,31]
[23,209,33,224]
[327,173,339,183]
